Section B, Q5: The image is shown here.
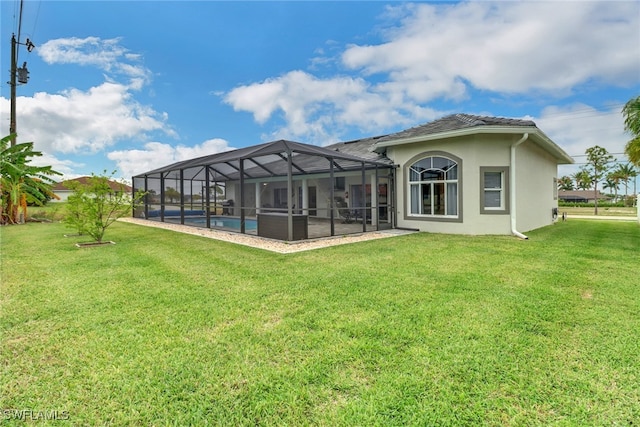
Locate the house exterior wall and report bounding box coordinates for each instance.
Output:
[51,190,72,202]
[386,133,558,235]
[514,141,558,232]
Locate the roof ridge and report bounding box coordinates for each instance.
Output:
[454,113,486,126]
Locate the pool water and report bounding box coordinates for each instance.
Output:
[186,216,257,230]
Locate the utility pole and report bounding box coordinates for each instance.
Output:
[8,33,34,146]
[9,34,17,146]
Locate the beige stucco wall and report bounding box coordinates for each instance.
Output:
[513,141,558,233]
[388,133,558,235]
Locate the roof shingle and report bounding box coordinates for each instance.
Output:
[375,114,537,143]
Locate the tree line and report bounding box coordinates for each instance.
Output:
[556,96,640,213]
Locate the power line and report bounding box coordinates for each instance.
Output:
[538,106,624,121]
[570,153,626,157]
[30,0,42,42]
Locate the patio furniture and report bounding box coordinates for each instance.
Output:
[335,197,353,223]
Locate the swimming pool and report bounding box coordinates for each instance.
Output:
[185,216,257,230]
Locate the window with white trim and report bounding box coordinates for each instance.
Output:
[408,156,458,217]
[480,167,509,214]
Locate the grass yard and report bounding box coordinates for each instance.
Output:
[1,220,639,426]
[559,206,636,217]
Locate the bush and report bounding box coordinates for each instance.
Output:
[62,171,145,243]
[558,201,625,208]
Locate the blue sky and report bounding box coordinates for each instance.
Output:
[2,1,639,187]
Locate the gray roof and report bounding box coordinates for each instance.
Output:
[324,135,394,165]
[375,114,537,144]
[134,113,571,181]
[135,139,393,181]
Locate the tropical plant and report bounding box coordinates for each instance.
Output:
[605,168,625,202]
[614,162,637,200]
[62,171,146,243]
[62,185,88,236]
[557,175,574,191]
[165,187,181,203]
[0,134,61,224]
[583,145,615,215]
[622,95,640,167]
[572,170,592,191]
[602,176,618,201]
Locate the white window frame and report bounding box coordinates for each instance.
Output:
[480,167,509,215]
[407,155,459,219]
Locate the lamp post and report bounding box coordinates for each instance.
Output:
[8,33,34,146]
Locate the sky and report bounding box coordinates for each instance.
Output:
[1,0,639,189]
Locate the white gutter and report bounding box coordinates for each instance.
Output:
[511,133,529,240]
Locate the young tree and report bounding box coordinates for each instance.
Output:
[165,187,180,203]
[62,184,89,235]
[622,95,640,167]
[584,145,614,215]
[0,134,61,224]
[63,171,145,243]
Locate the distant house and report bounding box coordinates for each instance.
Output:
[558,190,611,204]
[51,177,132,202]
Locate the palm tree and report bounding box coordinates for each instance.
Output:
[615,163,637,201]
[557,175,574,191]
[622,95,640,167]
[603,174,620,203]
[572,170,592,191]
[0,134,61,224]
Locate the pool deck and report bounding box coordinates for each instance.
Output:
[119,217,413,253]
[155,215,387,240]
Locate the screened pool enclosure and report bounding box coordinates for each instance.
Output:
[132,140,395,241]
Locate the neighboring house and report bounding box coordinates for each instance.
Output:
[51,177,133,202]
[558,190,611,204]
[133,114,573,240]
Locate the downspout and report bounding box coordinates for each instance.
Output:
[511,133,529,240]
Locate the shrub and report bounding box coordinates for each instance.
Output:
[62,171,145,243]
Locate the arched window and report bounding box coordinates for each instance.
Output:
[408,155,459,217]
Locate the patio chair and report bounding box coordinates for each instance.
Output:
[334,197,353,223]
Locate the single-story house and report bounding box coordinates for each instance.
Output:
[132,114,573,240]
[51,177,133,202]
[558,190,611,204]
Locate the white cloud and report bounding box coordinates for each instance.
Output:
[343,2,639,95]
[30,152,83,179]
[1,82,174,155]
[107,138,234,178]
[38,37,151,86]
[225,70,439,144]
[224,2,638,143]
[536,103,629,178]
[537,104,627,157]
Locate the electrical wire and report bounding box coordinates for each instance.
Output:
[30,0,42,43]
[538,105,625,120]
[16,0,24,64]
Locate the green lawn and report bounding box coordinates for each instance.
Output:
[559,206,637,217]
[1,220,639,426]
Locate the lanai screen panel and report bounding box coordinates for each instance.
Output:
[132,139,394,240]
